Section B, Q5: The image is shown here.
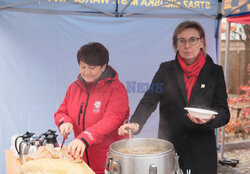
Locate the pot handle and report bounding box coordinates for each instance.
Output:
[15,136,22,155]
[149,164,157,174]
[104,153,120,174]
[175,153,183,174]
[19,140,28,164]
[104,153,112,174]
[112,161,120,174]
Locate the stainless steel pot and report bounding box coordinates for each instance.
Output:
[105,138,183,174]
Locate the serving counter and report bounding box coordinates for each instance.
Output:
[5,150,95,174]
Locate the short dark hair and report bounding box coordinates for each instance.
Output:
[77,42,109,66]
[172,21,207,55]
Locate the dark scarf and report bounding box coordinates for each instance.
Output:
[177,51,205,102]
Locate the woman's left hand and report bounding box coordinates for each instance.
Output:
[67,139,86,159]
[187,113,215,124]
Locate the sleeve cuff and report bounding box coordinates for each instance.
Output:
[58,121,64,127]
[55,115,73,127]
[80,138,89,148]
[76,131,95,147]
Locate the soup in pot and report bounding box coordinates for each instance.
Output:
[117,146,166,155]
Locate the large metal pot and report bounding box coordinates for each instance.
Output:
[105,138,182,174]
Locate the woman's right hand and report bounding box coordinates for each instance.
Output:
[118,123,140,136]
[59,123,73,137]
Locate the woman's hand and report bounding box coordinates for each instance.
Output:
[187,113,215,124]
[67,139,86,159]
[59,123,73,137]
[118,123,140,136]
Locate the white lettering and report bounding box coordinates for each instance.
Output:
[59,118,65,122]
[84,131,94,141]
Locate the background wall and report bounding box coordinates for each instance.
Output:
[221,40,249,94]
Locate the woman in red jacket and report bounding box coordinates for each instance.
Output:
[54,42,129,174]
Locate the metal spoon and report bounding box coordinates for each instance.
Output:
[128,128,132,149]
[124,119,133,149]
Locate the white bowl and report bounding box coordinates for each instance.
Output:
[184,107,218,119]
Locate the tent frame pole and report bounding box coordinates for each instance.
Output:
[119,0,134,17]
[220,21,231,160]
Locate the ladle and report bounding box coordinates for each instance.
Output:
[124,119,133,149]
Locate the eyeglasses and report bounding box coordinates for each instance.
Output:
[177,37,202,46]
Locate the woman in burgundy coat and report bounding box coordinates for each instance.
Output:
[118,21,230,174]
[54,42,129,174]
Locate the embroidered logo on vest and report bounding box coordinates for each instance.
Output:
[93,101,101,113]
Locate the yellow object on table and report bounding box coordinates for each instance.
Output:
[5,150,95,174]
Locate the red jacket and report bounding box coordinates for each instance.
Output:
[54,66,129,174]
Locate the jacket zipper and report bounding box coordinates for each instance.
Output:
[82,92,90,166]
[78,103,83,125]
[82,93,90,130]
[74,81,92,167]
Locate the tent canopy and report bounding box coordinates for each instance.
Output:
[0,0,220,18]
[223,0,250,17]
[227,14,250,24]
[1,0,249,18]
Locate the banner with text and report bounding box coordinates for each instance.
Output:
[0,0,219,17]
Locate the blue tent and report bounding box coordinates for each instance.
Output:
[0,0,246,173]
